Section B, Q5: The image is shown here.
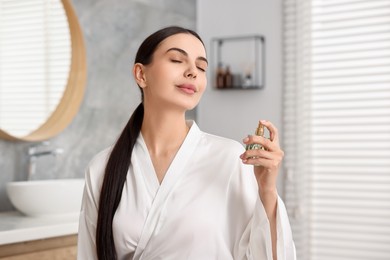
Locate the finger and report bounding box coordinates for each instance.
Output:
[241,149,284,163]
[240,149,274,160]
[259,120,280,145]
[241,157,276,169]
[244,135,278,152]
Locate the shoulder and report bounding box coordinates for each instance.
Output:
[88,146,112,168]
[190,120,245,157]
[200,131,245,155]
[85,146,113,181]
[199,131,259,206]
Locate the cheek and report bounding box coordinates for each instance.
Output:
[199,75,207,91]
[145,67,167,88]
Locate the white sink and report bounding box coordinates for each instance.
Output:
[6,179,85,217]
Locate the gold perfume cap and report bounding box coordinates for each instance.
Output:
[255,122,264,136]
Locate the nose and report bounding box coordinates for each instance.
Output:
[184,64,197,79]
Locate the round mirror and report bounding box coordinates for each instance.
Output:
[0,0,86,142]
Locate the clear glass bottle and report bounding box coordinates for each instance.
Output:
[242,73,253,88]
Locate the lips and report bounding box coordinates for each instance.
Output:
[177,84,197,94]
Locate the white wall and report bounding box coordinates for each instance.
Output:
[196,0,283,140]
[196,0,284,191]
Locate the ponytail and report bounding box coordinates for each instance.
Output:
[96,103,144,260]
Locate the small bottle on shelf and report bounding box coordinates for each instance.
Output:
[242,73,253,88]
[216,62,225,88]
[242,64,255,88]
[224,66,233,88]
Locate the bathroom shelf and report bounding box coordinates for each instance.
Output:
[211,35,265,90]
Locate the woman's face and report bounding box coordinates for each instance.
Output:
[137,33,208,111]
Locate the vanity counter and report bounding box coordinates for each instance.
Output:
[0,211,79,245]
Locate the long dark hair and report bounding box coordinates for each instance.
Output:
[96,26,204,260]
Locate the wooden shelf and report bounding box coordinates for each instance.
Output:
[0,235,77,259]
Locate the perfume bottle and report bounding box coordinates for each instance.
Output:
[246,121,265,152]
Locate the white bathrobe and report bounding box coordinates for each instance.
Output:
[77,121,296,260]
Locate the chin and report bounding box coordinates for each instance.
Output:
[184,100,200,111]
[161,94,202,112]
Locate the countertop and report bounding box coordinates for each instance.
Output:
[0,211,79,245]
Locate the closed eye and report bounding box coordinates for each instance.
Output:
[197,66,206,72]
[170,59,182,63]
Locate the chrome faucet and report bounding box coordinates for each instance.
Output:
[27,142,64,180]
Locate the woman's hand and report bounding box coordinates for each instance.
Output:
[240,120,284,194]
[240,120,283,259]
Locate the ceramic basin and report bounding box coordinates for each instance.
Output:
[6,179,85,217]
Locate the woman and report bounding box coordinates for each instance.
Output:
[77,26,295,260]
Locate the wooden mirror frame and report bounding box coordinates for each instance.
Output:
[0,0,87,142]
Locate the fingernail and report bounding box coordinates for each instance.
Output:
[243,136,249,142]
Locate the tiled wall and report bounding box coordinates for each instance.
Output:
[0,0,196,212]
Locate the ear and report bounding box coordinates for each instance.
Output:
[133,63,147,88]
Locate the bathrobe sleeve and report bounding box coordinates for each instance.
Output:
[77,166,99,260]
[231,156,296,260]
[77,150,108,260]
[245,197,296,260]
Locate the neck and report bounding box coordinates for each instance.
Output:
[141,107,189,156]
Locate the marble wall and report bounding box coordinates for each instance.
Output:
[0,0,196,212]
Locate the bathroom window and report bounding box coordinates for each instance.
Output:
[283,1,390,259]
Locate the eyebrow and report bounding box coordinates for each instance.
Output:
[166,47,208,64]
